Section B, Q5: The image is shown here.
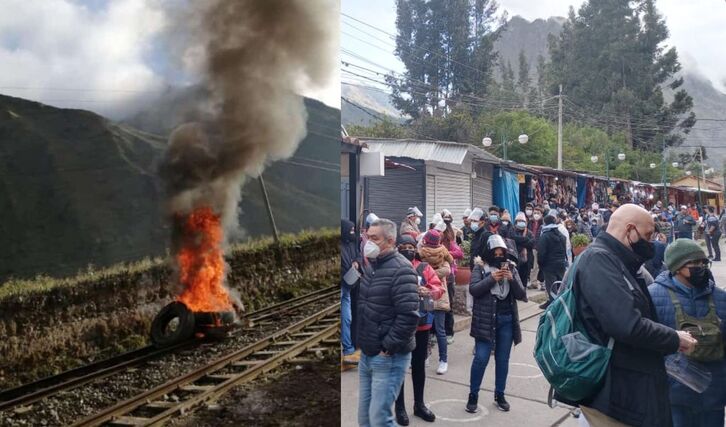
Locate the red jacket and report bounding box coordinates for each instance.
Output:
[412,259,444,331]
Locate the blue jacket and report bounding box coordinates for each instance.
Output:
[648,271,726,409]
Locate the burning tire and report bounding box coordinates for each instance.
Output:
[150,301,196,347]
[194,311,236,340]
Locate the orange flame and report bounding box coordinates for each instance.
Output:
[176,206,232,312]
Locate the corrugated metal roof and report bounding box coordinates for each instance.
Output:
[358,138,500,165]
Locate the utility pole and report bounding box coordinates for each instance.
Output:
[661,135,667,204]
[557,84,563,170]
[697,146,705,213]
[258,173,280,244]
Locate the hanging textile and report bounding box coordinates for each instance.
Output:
[494,167,520,215]
[577,176,588,208]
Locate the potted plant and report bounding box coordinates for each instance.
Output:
[571,233,590,257]
[455,240,472,285]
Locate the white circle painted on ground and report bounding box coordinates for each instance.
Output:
[508,362,543,379]
[426,399,489,422]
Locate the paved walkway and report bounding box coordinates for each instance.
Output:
[341,240,726,427]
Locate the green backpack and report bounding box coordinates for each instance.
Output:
[533,256,623,402]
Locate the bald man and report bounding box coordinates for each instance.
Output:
[559,204,697,427]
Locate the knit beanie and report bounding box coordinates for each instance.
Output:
[423,229,441,247]
[664,239,707,272]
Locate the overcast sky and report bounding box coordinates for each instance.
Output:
[0,0,340,119]
[342,0,726,94]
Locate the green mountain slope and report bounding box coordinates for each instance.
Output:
[0,94,339,281]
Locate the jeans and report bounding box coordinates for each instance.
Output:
[712,232,721,260]
[469,313,514,396]
[445,278,455,336]
[358,352,412,427]
[396,329,430,408]
[671,405,725,427]
[341,286,354,355]
[706,234,714,258]
[433,311,448,362]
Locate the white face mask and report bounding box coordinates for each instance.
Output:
[364,240,381,259]
[415,217,421,225]
[533,214,542,221]
[525,209,533,216]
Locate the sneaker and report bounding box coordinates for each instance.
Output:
[395,406,409,426]
[527,282,539,289]
[342,352,360,365]
[494,392,510,412]
[413,402,436,422]
[446,335,454,345]
[436,361,448,375]
[425,356,430,367]
[466,393,478,413]
[539,301,551,310]
[539,284,546,291]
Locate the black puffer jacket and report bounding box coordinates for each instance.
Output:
[468,262,528,344]
[567,233,680,427]
[357,250,420,356]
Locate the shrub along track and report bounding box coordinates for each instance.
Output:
[0,286,339,426]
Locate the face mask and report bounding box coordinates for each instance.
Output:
[533,214,542,221]
[502,220,509,226]
[628,227,655,260]
[489,215,499,223]
[364,240,381,259]
[492,256,508,268]
[471,222,480,232]
[688,266,710,289]
[516,221,526,230]
[525,209,533,216]
[444,219,452,224]
[414,217,421,225]
[400,249,415,261]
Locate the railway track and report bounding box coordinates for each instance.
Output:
[0,285,339,413]
[72,303,340,427]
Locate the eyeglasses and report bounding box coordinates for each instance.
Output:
[685,260,712,268]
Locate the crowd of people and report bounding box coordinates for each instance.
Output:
[341,198,726,427]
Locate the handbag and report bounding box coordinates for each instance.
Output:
[415,263,435,325]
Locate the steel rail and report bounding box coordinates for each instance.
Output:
[0,285,338,413]
[72,303,340,427]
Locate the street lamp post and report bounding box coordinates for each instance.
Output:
[591,149,625,191]
[482,132,528,162]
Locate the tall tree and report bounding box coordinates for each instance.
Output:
[546,0,694,150]
[517,50,531,107]
[389,0,502,119]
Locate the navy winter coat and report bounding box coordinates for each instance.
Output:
[648,271,726,409]
[357,251,419,356]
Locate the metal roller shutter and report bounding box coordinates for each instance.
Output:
[432,171,471,229]
[473,163,494,211]
[365,162,425,225]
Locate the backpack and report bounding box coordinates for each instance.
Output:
[668,289,724,362]
[415,262,435,326]
[533,256,616,402]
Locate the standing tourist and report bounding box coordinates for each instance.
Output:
[536,214,567,309]
[394,235,444,425]
[400,207,423,239]
[564,205,696,427]
[418,230,453,375]
[357,219,419,427]
[649,239,726,427]
[341,219,361,365]
[466,235,528,413]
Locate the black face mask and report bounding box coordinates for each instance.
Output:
[688,266,710,289]
[628,227,655,260]
[444,219,453,224]
[490,255,508,267]
[400,249,416,261]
